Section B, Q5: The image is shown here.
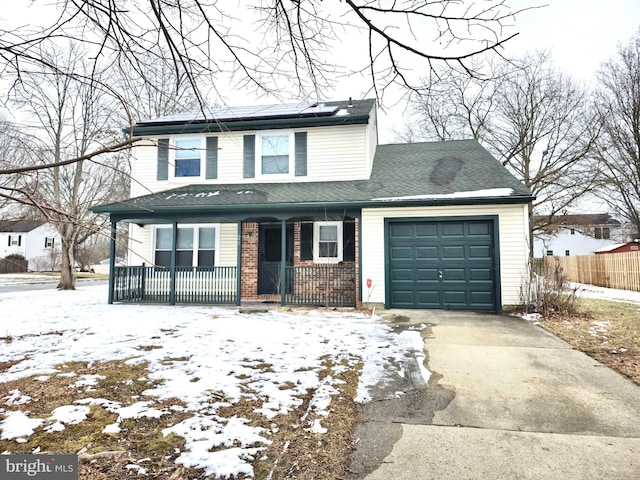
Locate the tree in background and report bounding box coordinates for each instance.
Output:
[400,52,599,249]
[593,31,640,239]
[7,45,129,289]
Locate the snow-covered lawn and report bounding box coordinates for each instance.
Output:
[0,283,426,478]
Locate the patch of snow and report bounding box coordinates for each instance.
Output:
[3,390,32,406]
[0,411,44,440]
[0,284,428,478]
[372,188,513,202]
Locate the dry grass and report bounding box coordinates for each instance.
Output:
[1,355,362,479]
[537,297,640,385]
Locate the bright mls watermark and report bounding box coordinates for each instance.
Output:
[1,455,78,479]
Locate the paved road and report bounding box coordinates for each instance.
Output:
[350,309,640,479]
[0,278,107,294]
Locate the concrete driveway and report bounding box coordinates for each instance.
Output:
[350,310,640,479]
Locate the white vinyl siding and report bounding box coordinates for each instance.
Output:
[129,123,372,196]
[361,203,530,307]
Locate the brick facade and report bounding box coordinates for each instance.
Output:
[239,219,360,305]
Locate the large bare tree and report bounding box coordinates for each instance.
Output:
[7,45,129,289]
[401,52,599,247]
[593,31,640,239]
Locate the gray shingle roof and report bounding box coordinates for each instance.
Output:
[93,139,533,220]
[0,220,46,233]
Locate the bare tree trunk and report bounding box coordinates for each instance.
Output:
[58,234,76,290]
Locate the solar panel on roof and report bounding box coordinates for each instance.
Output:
[141,103,340,124]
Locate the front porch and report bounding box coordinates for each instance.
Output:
[106,216,360,308]
[111,263,357,307]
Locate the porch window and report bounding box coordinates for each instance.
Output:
[174,139,202,177]
[313,221,343,263]
[153,225,218,267]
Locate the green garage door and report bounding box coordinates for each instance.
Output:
[388,219,497,310]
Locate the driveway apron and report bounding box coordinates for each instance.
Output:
[351,310,640,479]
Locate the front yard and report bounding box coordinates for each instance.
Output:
[0,284,426,479]
[535,286,640,385]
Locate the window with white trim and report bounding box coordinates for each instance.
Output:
[313,221,343,263]
[153,224,219,267]
[173,138,203,178]
[8,235,20,246]
[257,131,294,176]
[45,237,55,248]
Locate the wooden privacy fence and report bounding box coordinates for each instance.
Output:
[0,259,28,274]
[543,252,640,292]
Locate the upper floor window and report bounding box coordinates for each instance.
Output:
[174,138,202,177]
[546,250,553,256]
[594,227,610,239]
[153,224,219,267]
[44,237,55,248]
[8,235,21,246]
[157,136,218,181]
[243,131,307,179]
[257,132,294,176]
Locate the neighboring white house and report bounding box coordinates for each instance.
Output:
[0,220,61,271]
[533,213,629,257]
[93,99,534,311]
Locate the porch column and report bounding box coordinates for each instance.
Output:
[280,219,286,305]
[169,221,177,305]
[236,220,242,306]
[107,219,117,305]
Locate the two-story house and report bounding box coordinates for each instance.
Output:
[92,99,533,311]
[0,220,60,271]
[532,213,629,257]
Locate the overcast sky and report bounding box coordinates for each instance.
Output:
[376,0,640,141]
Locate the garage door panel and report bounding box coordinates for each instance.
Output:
[468,222,491,236]
[469,245,492,259]
[442,245,465,259]
[391,268,413,281]
[415,224,438,237]
[416,268,440,281]
[388,219,496,310]
[416,246,438,260]
[390,223,413,238]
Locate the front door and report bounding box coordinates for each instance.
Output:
[258,223,294,295]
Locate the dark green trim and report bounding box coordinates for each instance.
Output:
[108,221,117,305]
[294,132,307,176]
[205,136,218,179]
[243,135,255,178]
[280,220,286,305]
[170,222,177,306]
[236,221,242,307]
[92,195,533,217]
[383,215,502,312]
[129,115,370,137]
[157,138,169,181]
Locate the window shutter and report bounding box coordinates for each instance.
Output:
[17,235,21,247]
[44,238,47,248]
[157,138,169,180]
[205,136,218,179]
[7,236,10,247]
[300,223,313,260]
[343,221,355,261]
[243,135,255,178]
[295,131,307,176]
